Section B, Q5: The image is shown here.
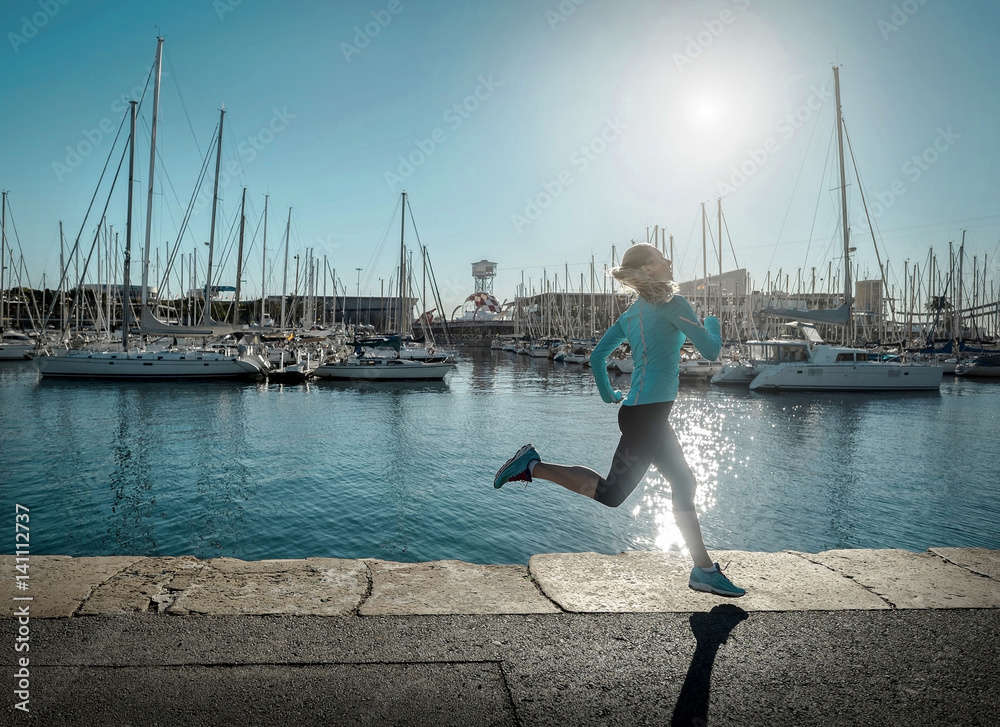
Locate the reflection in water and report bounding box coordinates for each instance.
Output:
[34,380,261,558]
[380,391,432,559]
[107,387,159,553]
[6,350,999,562]
[189,386,257,557]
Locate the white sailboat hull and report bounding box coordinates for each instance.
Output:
[0,344,35,360]
[678,358,724,380]
[608,357,633,373]
[710,361,761,385]
[748,361,943,391]
[37,349,267,379]
[0,331,37,359]
[313,358,453,381]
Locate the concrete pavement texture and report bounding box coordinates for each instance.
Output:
[3,548,998,726]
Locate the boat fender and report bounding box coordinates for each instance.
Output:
[428,348,435,356]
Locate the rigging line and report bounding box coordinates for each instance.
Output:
[769,71,833,273]
[56,66,154,293]
[64,62,156,295]
[140,109,193,260]
[363,197,402,291]
[3,204,37,291]
[44,138,131,332]
[720,208,740,269]
[163,46,203,158]
[214,198,244,283]
[987,233,1000,278]
[803,117,837,274]
[223,125,247,190]
[155,123,219,299]
[240,210,265,294]
[62,111,130,288]
[678,205,701,283]
[703,216,721,269]
[844,120,895,318]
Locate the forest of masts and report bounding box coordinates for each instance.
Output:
[507,225,998,349]
[2,191,997,349]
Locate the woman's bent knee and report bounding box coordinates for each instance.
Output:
[594,479,629,508]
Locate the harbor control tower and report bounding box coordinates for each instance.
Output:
[471,260,497,295]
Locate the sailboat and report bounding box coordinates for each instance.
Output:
[37,39,268,380]
[314,192,454,382]
[0,192,39,360]
[743,66,943,393]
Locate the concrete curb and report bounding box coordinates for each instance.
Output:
[4,548,998,618]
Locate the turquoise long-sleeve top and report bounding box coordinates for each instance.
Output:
[591,295,722,406]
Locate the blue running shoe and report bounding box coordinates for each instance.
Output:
[689,562,746,597]
[494,444,540,489]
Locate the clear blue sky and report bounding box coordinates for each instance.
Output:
[2,0,998,315]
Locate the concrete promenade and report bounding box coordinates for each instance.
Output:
[3,548,999,725]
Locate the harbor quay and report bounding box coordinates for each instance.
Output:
[3,548,998,726]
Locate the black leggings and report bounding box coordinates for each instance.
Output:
[594,401,698,511]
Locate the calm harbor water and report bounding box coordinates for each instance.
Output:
[2,349,998,565]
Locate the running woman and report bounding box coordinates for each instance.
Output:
[493,243,745,597]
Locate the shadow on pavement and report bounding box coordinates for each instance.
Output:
[671,604,749,727]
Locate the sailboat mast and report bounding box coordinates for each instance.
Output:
[833,65,852,317]
[280,207,291,328]
[123,100,137,349]
[956,230,965,343]
[204,106,225,325]
[1,190,6,328]
[701,202,707,314]
[260,194,268,326]
[398,191,407,335]
[141,36,163,310]
[718,197,723,323]
[233,186,246,324]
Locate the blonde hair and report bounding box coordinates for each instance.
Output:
[610,243,678,304]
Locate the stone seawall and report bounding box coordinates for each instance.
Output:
[4,548,998,618]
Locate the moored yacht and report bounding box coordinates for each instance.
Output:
[747,342,943,392]
[711,339,813,386]
[0,330,37,360]
[955,353,1000,378]
[313,355,453,381]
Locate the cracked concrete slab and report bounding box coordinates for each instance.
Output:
[76,556,203,616]
[805,549,1000,609]
[168,557,368,616]
[6,550,998,618]
[929,547,1000,580]
[529,550,889,612]
[0,555,145,618]
[360,559,559,616]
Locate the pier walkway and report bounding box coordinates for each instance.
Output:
[3,548,998,725]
